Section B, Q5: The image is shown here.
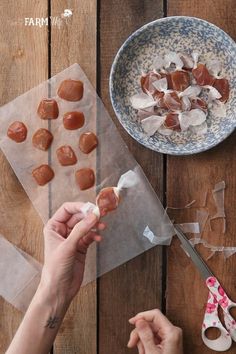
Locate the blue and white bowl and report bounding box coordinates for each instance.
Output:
[109,16,236,155]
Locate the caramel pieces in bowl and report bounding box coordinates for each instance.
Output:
[58,79,84,101]
[32,164,54,186]
[7,121,27,143]
[32,128,53,151]
[37,99,59,120]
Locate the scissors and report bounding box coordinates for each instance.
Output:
[174,224,236,351]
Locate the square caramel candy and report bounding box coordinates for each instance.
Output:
[7,121,27,143]
[37,98,59,119]
[96,187,120,214]
[63,111,85,130]
[32,164,54,186]
[32,128,53,151]
[79,132,98,154]
[57,79,84,101]
[56,145,77,166]
[75,168,95,190]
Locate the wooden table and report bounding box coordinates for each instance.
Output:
[0,1,236,353]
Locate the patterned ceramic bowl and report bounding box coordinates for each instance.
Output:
[109,16,236,155]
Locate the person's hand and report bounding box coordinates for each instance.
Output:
[128,309,183,354]
[40,202,105,306]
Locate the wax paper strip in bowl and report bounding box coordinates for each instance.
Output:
[0,235,42,312]
[0,64,174,285]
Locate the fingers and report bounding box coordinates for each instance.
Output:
[135,320,157,352]
[67,213,98,247]
[77,231,102,253]
[127,329,139,348]
[67,212,83,229]
[137,341,145,354]
[49,202,85,224]
[76,232,102,263]
[68,215,106,231]
[96,222,106,231]
[129,309,173,332]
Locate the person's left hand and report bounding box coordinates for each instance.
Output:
[40,202,105,306]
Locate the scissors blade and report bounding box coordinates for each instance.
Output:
[174,224,214,280]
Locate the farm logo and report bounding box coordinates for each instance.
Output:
[24,9,73,28]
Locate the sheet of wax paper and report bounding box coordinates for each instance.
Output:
[0,235,42,312]
[0,64,174,286]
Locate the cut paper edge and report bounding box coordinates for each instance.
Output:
[189,238,236,260]
[195,209,209,235]
[176,222,200,234]
[211,180,226,220]
[143,226,173,246]
[167,199,196,210]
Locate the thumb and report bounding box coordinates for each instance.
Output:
[67,213,98,247]
[136,320,157,353]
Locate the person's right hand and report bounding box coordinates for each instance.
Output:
[40,202,105,307]
[127,309,183,354]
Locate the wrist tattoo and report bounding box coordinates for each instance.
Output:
[45,316,60,329]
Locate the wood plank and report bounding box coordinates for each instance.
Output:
[167,1,236,353]
[99,1,164,353]
[0,1,48,352]
[50,1,97,353]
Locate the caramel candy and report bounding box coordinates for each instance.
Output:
[192,64,215,86]
[170,70,190,92]
[37,99,59,120]
[63,111,85,130]
[164,92,182,111]
[7,121,27,143]
[79,132,98,154]
[56,145,77,166]
[213,78,230,103]
[164,113,181,131]
[32,164,54,186]
[191,98,208,112]
[140,71,161,94]
[75,168,95,190]
[32,128,53,151]
[96,187,120,214]
[57,79,84,101]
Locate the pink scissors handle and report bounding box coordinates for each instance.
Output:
[201,276,236,351]
[202,291,232,351]
[206,277,236,338]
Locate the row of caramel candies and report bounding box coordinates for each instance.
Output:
[7,79,98,190]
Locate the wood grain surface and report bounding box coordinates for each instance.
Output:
[1,0,236,353]
[50,1,97,353]
[167,1,236,353]
[0,1,47,353]
[98,1,165,353]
